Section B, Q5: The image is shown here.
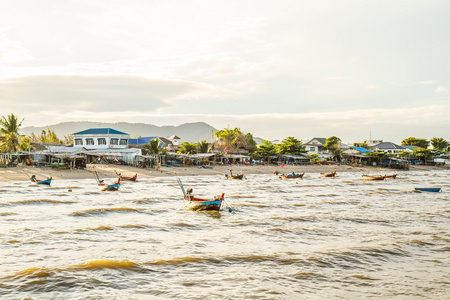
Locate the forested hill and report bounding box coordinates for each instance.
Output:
[20,121,217,143]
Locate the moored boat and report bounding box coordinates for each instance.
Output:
[385,174,397,179]
[414,187,441,192]
[98,179,121,191]
[177,177,224,211]
[226,170,245,180]
[279,172,304,179]
[114,170,137,181]
[320,171,336,178]
[30,175,52,185]
[362,175,386,181]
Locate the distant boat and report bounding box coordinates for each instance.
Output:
[385,174,397,179]
[279,172,304,179]
[226,170,245,180]
[177,177,224,211]
[114,170,137,181]
[414,188,441,192]
[30,175,52,185]
[362,175,386,181]
[320,171,336,178]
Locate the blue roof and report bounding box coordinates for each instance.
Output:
[128,136,158,145]
[351,147,371,153]
[72,128,128,135]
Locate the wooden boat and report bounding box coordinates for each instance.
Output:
[92,169,120,191]
[414,188,441,192]
[98,179,121,191]
[320,171,336,178]
[114,170,137,181]
[30,175,52,185]
[279,172,304,179]
[385,174,397,179]
[177,177,224,211]
[362,175,386,181]
[226,170,244,180]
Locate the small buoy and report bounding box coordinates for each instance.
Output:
[68,189,72,192]
[228,208,233,212]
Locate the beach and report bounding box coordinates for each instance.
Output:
[0,163,446,182]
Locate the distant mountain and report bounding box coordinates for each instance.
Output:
[20,121,218,143]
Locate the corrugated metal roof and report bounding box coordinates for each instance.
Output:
[128,136,158,145]
[351,147,371,153]
[370,142,405,150]
[72,128,128,135]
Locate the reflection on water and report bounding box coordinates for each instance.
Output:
[1,171,449,299]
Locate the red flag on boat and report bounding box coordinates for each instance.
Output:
[224,147,229,154]
[281,164,285,168]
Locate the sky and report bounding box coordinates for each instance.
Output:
[1,0,449,144]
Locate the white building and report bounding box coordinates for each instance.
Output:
[72,128,130,149]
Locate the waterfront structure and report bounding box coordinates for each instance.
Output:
[72,128,129,150]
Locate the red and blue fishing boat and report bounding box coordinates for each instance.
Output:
[279,172,304,179]
[414,187,441,192]
[30,175,52,185]
[98,179,121,191]
[177,177,224,211]
[92,169,121,191]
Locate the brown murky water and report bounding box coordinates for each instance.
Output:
[1,171,449,299]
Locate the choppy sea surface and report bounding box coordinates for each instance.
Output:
[1,170,449,299]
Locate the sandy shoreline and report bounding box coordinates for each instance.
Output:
[0,163,448,182]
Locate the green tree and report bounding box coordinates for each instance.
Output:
[365,150,390,161]
[401,137,429,149]
[253,140,277,157]
[177,142,198,154]
[413,148,433,163]
[353,142,369,149]
[430,137,449,150]
[214,127,256,153]
[324,136,342,157]
[143,138,161,155]
[197,140,210,153]
[0,113,24,153]
[276,136,307,156]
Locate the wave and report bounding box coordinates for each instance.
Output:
[0,212,17,216]
[6,259,141,280]
[75,225,114,232]
[1,199,76,206]
[71,207,143,216]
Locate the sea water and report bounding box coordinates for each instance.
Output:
[0,171,449,299]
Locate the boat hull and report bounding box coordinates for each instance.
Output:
[279,173,304,179]
[414,188,441,192]
[98,183,120,191]
[184,198,223,211]
[32,178,52,185]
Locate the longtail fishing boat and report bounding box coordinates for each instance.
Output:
[30,175,52,185]
[362,175,386,181]
[279,172,304,179]
[114,170,138,181]
[320,171,336,178]
[177,177,224,211]
[92,169,121,191]
[226,170,245,180]
[414,187,441,192]
[385,174,397,179]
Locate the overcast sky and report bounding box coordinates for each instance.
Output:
[1,0,449,143]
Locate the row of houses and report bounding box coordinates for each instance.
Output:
[2,127,448,169]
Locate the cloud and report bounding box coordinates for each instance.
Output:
[435,85,448,93]
[0,29,32,64]
[0,75,215,113]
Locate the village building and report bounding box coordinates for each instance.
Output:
[369,142,407,154]
[71,128,130,149]
[303,137,331,158]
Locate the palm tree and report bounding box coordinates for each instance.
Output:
[197,140,210,153]
[0,114,24,153]
[143,138,161,155]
